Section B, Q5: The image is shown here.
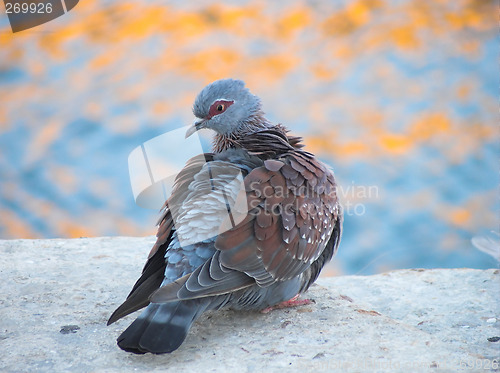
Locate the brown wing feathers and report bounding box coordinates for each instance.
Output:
[215,149,338,286]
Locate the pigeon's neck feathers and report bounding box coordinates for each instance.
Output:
[212,111,272,153]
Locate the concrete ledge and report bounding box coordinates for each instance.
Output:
[1,237,498,372]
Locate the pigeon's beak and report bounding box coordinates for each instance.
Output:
[185,119,207,138]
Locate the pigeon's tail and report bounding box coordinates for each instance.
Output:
[116,300,209,354]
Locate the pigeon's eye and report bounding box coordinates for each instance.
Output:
[208,100,234,118]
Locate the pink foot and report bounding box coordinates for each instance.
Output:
[261,295,314,314]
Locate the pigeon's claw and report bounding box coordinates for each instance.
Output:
[260,295,315,314]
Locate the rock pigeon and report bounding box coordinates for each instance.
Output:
[107,78,343,354]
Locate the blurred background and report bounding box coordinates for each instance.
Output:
[0,0,497,275]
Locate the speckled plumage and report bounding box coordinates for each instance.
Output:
[108,79,343,354]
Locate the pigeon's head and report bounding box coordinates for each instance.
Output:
[186,79,263,138]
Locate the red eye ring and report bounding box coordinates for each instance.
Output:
[208,100,234,119]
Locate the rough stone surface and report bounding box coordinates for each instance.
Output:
[0,237,498,373]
